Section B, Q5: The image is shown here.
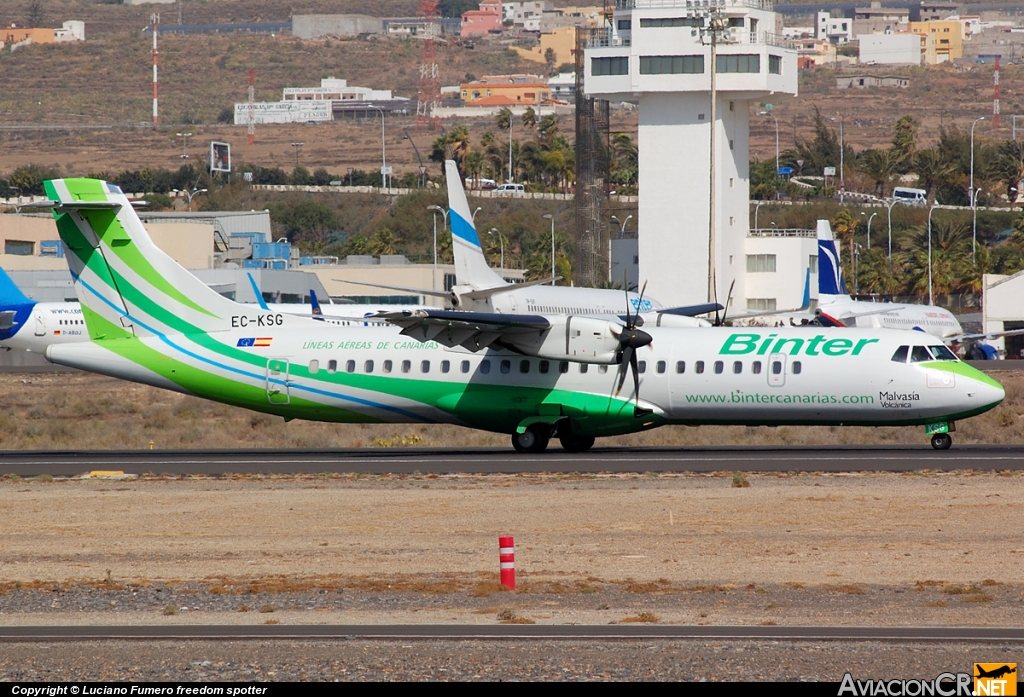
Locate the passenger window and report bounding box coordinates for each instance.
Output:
[383,360,393,374]
[657,360,666,374]
[910,346,932,363]
[346,360,356,373]
[929,345,957,361]
[751,361,762,374]
[461,360,470,373]
[638,361,647,373]
[539,360,550,374]
[579,363,588,373]
[733,361,742,374]
[559,361,569,373]
[676,361,685,374]
[891,346,909,363]
[421,360,430,373]
[401,360,411,373]
[500,359,511,374]
[695,361,705,374]
[327,359,337,374]
[441,360,450,373]
[309,359,319,374]
[714,361,724,374]
[364,360,374,373]
[480,360,491,374]
[519,360,530,373]
[792,361,802,374]
[772,361,782,375]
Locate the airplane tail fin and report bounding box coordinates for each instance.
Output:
[817,220,851,302]
[445,159,507,290]
[310,289,325,321]
[42,178,243,339]
[0,266,33,309]
[247,272,270,310]
[799,266,811,311]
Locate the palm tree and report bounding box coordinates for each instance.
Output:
[368,227,401,257]
[912,148,956,202]
[858,148,902,198]
[994,139,1024,202]
[522,107,537,132]
[495,107,513,133]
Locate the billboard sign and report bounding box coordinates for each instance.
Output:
[211,142,231,173]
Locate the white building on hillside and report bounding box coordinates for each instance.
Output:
[283,78,393,103]
[584,0,798,307]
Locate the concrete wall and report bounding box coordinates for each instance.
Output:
[742,235,819,313]
[292,15,383,39]
[859,33,922,64]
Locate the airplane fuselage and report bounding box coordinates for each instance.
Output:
[819,300,962,339]
[45,323,1003,437]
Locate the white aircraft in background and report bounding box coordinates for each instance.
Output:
[348,159,724,328]
[814,220,965,338]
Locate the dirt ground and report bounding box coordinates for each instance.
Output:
[1,471,1023,628]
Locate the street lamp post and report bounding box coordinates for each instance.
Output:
[853,242,862,295]
[610,214,632,237]
[543,213,555,285]
[488,227,504,272]
[928,200,941,306]
[175,131,192,160]
[427,205,449,295]
[290,142,303,170]
[970,116,985,263]
[862,211,877,251]
[759,109,779,200]
[368,105,388,189]
[184,187,207,212]
[471,206,482,221]
[753,201,765,231]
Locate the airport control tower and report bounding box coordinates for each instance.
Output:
[584,0,797,307]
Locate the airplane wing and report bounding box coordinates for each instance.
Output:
[335,279,452,299]
[656,302,724,318]
[460,276,561,299]
[947,327,1024,343]
[376,308,551,352]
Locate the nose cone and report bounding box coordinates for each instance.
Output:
[965,365,1005,411]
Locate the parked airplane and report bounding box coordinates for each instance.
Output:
[814,221,965,338]
[31,178,1003,452]
[347,159,725,327]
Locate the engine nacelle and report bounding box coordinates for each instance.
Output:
[504,315,623,364]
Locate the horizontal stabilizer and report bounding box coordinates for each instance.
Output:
[657,302,723,317]
[337,279,451,299]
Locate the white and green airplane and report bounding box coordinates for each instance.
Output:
[37,178,1004,452]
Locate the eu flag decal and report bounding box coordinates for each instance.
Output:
[237,337,256,347]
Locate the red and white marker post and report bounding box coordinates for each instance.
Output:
[499,535,515,590]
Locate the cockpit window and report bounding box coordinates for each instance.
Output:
[910,346,932,363]
[928,345,958,361]
[891,346,909,363]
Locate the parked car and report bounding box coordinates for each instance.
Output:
[494,183,525,194]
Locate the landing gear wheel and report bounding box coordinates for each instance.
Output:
[512,425,550,454]
[559,434,595,453]
[931,433,953,450]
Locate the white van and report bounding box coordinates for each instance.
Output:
[892,187,927,205]
[494,183,525,195]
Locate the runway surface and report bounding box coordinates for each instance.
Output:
[3,625,1024,641]
[2,445,1024,477]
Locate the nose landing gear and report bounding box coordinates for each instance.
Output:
[930,433,952,450]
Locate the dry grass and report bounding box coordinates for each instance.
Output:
[497,608,534,624]
[1,372,1022,451]
[619,612,659,624]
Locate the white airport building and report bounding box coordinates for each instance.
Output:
[584,0,798,310]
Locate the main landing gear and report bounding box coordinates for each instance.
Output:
[930,433,952,450]
[511,425,596,454]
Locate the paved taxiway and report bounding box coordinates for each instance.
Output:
[3,625,1024,641]
[2,445,1024,477]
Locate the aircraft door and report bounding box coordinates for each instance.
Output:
[33,310,46,337]
[266,358,291,405]
[768,353,786,387]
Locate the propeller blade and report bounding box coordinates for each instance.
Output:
[720,279,736,326]
[630,348,640,406]
[614,346,633,397]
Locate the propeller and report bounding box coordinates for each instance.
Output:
[612,280,653,416]
[713,280,736,327]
